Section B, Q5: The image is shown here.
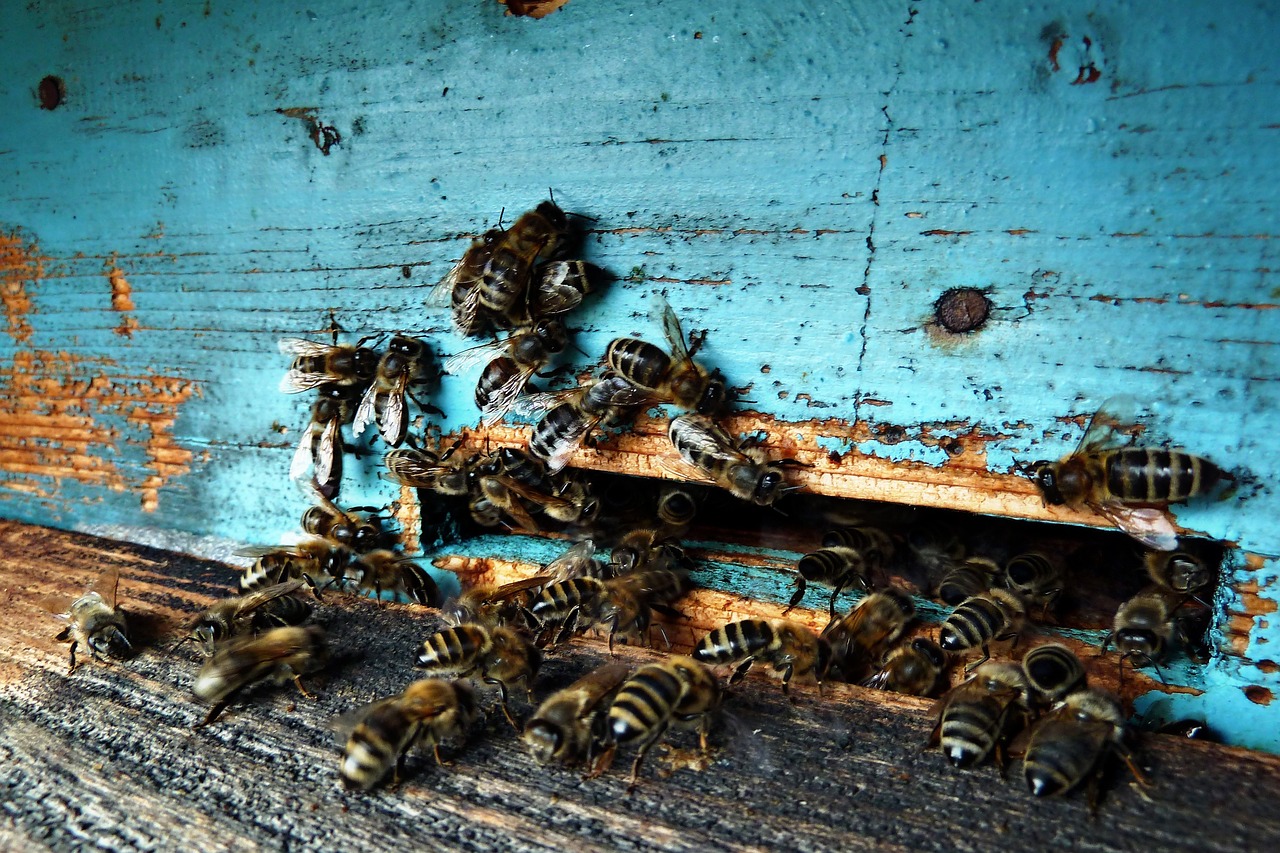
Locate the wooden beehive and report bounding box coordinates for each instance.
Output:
[2,1,1278,848]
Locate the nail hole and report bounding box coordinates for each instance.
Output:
[934,288,991,333]
[38,75,65,111]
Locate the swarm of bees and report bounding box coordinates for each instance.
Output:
[42,196,1238,809]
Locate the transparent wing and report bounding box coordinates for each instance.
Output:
[512,387,579,419]
[480,369,534,426]
[290,427,316,481]
[277,338,333,357]
[279,369,335,394]
[380,387,406,446]
[1076,395,1144,455]
[658,297,691,364]
[231,579,306,618]
[531,261,588,315]
[91,566,122,609]
[314,418,339,486]
[443,339,508,375]
[1096,503,1180,551]
[352,383,379,438]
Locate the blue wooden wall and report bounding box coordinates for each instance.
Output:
[1,0,1277,749]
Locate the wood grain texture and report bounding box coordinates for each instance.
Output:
[0,0,1276,748]
[3,521,1280,852]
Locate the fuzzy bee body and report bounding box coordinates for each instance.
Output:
[1022,689,1136,799]
[604,302,726,415]
[931,661,1029,769]
[607,656,721,787]
[936,557,998,607]
[340,679,478,790]
[413,624,540,728]
[182,579,309,656]
[788,546,871,614]
[1021,644,1087,705]
[863,637,948,696]
[523,663,630,768]
[668,414,798,506]
[823,589,916,682]
[192,625,328,726]
[693,618,830,694]
[938,589,1026,669]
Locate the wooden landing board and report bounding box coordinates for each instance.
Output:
[2,521,1278,852]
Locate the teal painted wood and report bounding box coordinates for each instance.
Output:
[1,1,1277,749]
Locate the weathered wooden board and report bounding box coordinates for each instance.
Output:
[0,0,1277,750]
[4,522,1280,852]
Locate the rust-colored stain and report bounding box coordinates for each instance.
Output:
[395,483,421,554]
[920,229,974,237]
[107,259,139,338]
[1223,556,1275,655]
[0,349,198,513]
[500,0,572,18]
[1244,685,1274,706]
[0,230,40,345]
[276,107,341,155]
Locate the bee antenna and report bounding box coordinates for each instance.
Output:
[168,635,194,656]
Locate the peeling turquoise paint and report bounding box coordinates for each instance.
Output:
[1,0,1277,750]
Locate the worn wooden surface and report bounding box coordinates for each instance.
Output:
[0,0,1277,749]
[3,521,1279,852]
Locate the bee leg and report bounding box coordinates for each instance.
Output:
[585,743,616,780]
[292,674,318,700]
[431,741,454,768]
[1117,744,1152,788]
[486,678,521,730]
[728,658,755,686]
[66,640,79,673]
[196,700,231,728]
[963,645,991,674]
[651,621,672,651]
[627,724,670,794]
[780,663,795,699]
[784,579,806,615]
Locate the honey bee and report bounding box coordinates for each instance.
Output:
[544,540,610,583]
[413,624,541,727]
[863,637,948,696]
[938,589,1027,670]
[935,556,998,607]
[525,374,649,472]
[1021,688,1147,801]
[238,538,352,594]
[177,579,310,657]
[445,318,570,424]
[192,625,328,726]
[353,335,438,447]
[605,301,727,415]
[383,437,475,497]
[821,588,916,682]
[1102,589,1178,684]
[523,663,630,769]
[349,549,441,606]
[475,448,600,529]
[605,656,721,789]
[291,383,364,497]
[692,618,831,695]
[434,201,569,334]
[607,528,687,577]
[43,567,132,672]
[442,576,551,629]
[821,525,896,567]
[1020,399,1232,551]
[928,661,1030,769]
[1021,643,1087,705]
[1002,552,1065,617]
[583,569,692,651]
[528,260,603,318]
[1145,549,1214,596]
[667,414,803,506]
[786,547,872,615]
[278,337,378,393]
[339,678,478,790]
[300,491,386,553]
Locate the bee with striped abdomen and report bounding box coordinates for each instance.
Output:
[339,679,478,790]
[291,383,365,498]
[1101,589,1179,685]
[1002,552,1064,618]
[192,625,328,727]
[353,335,439,447]
[938,589,1026,670]
[42,567,132,673]
[667,414,804,507]
[935,556,998,607]
[604,300,727,415]
[1020,398,1232,551]
[413,624,541,728]
[278,337,378,394]
[523,663,630,769]
[177,579,310,657]
[349,549,441,607]
[928,661,1030,769]
[1021,643,1087,706]
[863,637,948,697]
[443,576,551,630]
[693,618,831,695]
[822,588,916,683]
[605,656,721,789]
[1020,688,1147,803]
[786,546,872,615]
[445,318,570,424]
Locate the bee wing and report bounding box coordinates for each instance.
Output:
[512,387,578,419]
[380,385,406,446]
[1096,502,1180,552]
[480,370,536,427]
[450,283,485,336]
[654,454,722,489]
[327,699,389,745]
[1075,395,1144,455]
[443,340,508,375]
[532,261,592,315]
[230,579,306,618]
[278,338,333,357]
[314,417,340,487]
[36,593,75,616]
[544,541,599,582]
[91,566,122,610]
[498,489,542,533]
[290,427,316,481]
[428,259,472,308]
[569,663,633,716]
[352,382,379,438]
[279,369,333,394]
[658,298,691,364]
[490,575,554,599]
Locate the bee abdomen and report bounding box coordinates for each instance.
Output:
[415,625,486,670]
[939,597,1004,652]
[797,547,865,583]
[609,665,683,744]
[606,338,670,388]
[1105,448,1225,504]
[250,595,313,632]
[1024,723,1097,797]
[530,578,601,621]
[940,699,1001,767]
[693,619,775,664]
[342,708,415,790]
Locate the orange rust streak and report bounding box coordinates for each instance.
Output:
[0,230,41,345]
[0,349,198,512]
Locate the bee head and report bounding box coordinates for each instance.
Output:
[90,625,133,661]
[911,637,948,669]
[1021,460,1066,504]
[696,374,728,415]
[523,720,563,762]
